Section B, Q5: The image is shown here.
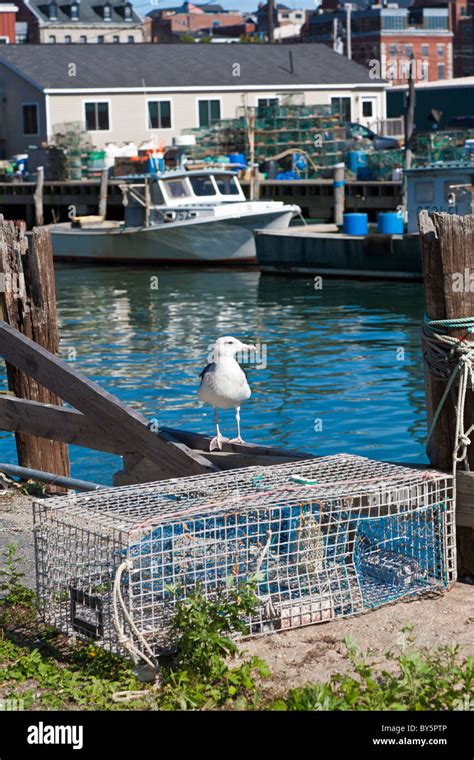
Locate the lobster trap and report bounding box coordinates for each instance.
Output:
[33,454,456,666]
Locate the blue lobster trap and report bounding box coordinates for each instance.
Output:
[33,455,456,664]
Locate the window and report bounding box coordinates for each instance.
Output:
[84,101,110,131]
[124,2,132,20]
[438,63,445,79]
[415,181,434,203]
[163,179,189,199]
[215,175,240,195]
[460,6,467,15]
[65,35,72,43]
[103,1,112,20]
[405,44,413,57]
[389,44,397,56]
[257,97,279,110]
[71,1,79,20]
[22,103,39,135]
[212,19,221,27]
[128,35,134,43]
[362,100,373,118]
[48,35,56,43]
[437,44,444,57]
[422,60,429,80]
[80,35,87,42]
[148,100,171,129]
[113,35,119,43]
[421,43,428,57]
[198,99,221,127]
[98,35,104,43]
[331,96,351,122]
[189,176,216,196]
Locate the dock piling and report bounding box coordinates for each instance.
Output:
[418,210,474,575]
[0,220,70,490]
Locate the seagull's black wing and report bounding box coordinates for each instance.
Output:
[199,363,215,384]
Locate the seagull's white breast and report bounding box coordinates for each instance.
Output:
[199,357,251,409]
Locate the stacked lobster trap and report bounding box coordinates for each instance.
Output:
[33,454,456,666]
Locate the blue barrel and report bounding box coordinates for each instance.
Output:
[377,212,404,235]
[343,213,368,236]
[356,167,374,180]
[228,153,246,168]
[347,151,366,172]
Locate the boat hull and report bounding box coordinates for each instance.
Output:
[50,208,297,264]
[255,228,423,281]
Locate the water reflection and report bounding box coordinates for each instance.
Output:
[0,266,427,484]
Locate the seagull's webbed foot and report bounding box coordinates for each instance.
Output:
[229,436,245,445]
[209,435,229,451]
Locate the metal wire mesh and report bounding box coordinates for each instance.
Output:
[33,454,456,661]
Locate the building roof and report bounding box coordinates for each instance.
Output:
[0,43,382,90]
[26,0,142,25]
[391,76,474,90]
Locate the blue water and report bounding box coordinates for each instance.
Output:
[0,266,428,485]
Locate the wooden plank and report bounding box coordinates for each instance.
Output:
[161,426,312,459]
[0,395,128,455]
[0,321,210,479]
[0,221,70,486]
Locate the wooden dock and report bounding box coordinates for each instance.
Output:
[255,225,422,281]
[0,177,402,228]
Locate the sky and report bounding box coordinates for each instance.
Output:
[135,1,321,16]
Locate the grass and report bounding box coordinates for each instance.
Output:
[0,543,473,712]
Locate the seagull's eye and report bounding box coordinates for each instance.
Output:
[226,340,234,345]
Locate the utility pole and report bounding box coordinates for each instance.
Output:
[345,4,352,59]
[267,0,275,43]
[401,58,415,220]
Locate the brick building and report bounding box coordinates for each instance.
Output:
[145,2,252,43]
[305,3,453,84]
[0,4,18,43]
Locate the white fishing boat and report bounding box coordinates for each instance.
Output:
[49,170,300,264]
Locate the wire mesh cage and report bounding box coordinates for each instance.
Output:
[33,454,456,665]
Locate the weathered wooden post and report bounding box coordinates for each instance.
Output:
[34,167,44,227]
[333,163,345,226]
[98,168,108,219]
[0,219,70,488]
[418,210,474,575]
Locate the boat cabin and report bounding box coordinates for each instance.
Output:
[405,163,473,234]
[121,170,248,227]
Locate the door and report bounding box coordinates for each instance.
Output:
[360,97,378,129]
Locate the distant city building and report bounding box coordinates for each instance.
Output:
[145,2,252,42]
[0,4,18,43]
[411,0,474,76]
[255,2,307,40]
[305,3,453,84]
[15,0,144,43]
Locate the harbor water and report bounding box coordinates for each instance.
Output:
[0,266,428,485]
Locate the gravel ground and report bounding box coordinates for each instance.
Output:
[1,487,473,691]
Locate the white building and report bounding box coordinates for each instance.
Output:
[0,43,388,154]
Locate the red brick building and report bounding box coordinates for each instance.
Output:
[0,3,18,43]
[305,4,453,84]
[146,2,253,43]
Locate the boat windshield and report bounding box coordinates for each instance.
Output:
[214,175,240,195]
[163,178,190,199]
[189,176,216,196]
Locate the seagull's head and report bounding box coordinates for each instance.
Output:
[212,336,257,361]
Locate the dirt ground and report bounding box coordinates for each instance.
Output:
[1,486,473,691]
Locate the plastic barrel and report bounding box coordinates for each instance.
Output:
[343,213,368,236]
[377,212,404,235]
[346,151,366,172]
[228,153,246,168]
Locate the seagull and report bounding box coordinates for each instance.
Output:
[199,336,256,451]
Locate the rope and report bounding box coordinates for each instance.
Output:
[111,560,161,701]
[422,314,474,485]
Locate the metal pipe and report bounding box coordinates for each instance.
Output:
[0,462,105,492]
